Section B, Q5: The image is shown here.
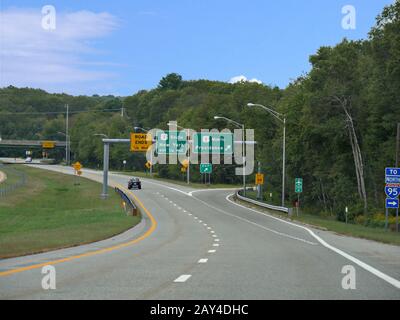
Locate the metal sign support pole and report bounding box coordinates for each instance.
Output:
[101,142,109,199]
[385,208,388,231]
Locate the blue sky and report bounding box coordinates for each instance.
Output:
[0,0,395,96]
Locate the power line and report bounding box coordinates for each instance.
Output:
[0,108,123,116]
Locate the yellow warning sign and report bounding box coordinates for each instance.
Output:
[255,173,264,185]
[73,162,82,171]
[42,141,55,149]
[130,133,152,152]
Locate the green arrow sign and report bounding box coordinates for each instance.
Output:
[200,163,212,174]
[193,132,233,154]
[295,178,303,193]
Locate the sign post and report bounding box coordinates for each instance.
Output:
[72,162,82,186]
[200,164,212,185]
[295,178,303,216]
[385,167,400,231]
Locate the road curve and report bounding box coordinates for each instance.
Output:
[0,165,399,299]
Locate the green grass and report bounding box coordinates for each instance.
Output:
[0,165,140,258]
[0,166,22,188]
[238,191,400,246]
[117,170,241,189]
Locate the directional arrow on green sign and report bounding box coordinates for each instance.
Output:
[295,178,303,193]
[200,163,212,174]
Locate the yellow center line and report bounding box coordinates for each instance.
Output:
[0,186,157,277]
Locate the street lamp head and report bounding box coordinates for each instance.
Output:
[247,103,256,107]
[214,116,221,120]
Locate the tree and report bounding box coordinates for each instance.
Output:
[158,73,183,90]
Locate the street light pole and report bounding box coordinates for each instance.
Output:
[214,116,246,196]
[282,117,286,207]
[247,103,286,207]
[65,104,70,166]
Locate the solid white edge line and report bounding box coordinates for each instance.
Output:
[194,194,317,246]
[174,274,192,282]
[226,193,400,289]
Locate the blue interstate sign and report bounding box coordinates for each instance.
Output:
[386,198,399,209]
[385,186,400,199]
[385,168,400,177]
[385,176,400,184]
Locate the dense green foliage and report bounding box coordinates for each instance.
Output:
[1,2,399,219]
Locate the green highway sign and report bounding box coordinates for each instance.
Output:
[156,131,187,155]
[193,132,233,154]
[200,163,212,174]
[295,178,303,193]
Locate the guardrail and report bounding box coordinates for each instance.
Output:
[0,164,27,197]
[114,187,138,216]
[236,189,290,214]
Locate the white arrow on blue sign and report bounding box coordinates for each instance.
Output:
[386,198,399,209]
[385,186,400,199]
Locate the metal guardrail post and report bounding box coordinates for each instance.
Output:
[114,187,138,216]
[236,189,290,214]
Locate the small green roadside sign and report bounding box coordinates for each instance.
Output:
[295,178,303,193]
[200,163,212,174]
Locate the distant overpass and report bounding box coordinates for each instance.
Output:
[0,140,66,148]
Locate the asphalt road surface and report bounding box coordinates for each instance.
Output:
[0,165,399,299]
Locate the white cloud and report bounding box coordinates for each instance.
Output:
[229,75,262,84]
[0,8,119,90]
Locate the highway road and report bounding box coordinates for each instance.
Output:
[0,165,399,299]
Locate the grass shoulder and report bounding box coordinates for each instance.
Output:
[0,165,140,259]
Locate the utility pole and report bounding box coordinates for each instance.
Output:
[396,123,400,232]
[65,104,70,166]
[257,161,262,200]
[396,123,400,167]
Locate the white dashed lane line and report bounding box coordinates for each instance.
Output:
[158,193,221,284]
[174,275,192,283]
